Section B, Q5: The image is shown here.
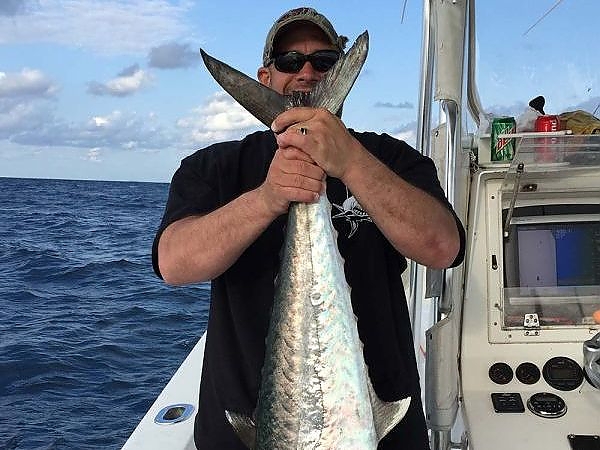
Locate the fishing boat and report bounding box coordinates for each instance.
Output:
[123,1,600,448]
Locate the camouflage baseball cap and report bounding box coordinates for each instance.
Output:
[262,7,348,67]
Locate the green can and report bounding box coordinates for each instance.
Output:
[491,116,516,161]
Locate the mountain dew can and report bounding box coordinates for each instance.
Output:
[491,117,516,161]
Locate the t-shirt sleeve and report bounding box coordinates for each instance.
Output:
[151,153,218,279]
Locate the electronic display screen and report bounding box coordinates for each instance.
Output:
[504,220,600,288]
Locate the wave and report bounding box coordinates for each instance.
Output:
[0,178,208,449]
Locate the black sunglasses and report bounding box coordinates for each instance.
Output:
[269,50,340,74]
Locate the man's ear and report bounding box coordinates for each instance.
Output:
[257,67,271,86]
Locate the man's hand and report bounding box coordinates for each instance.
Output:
[257,146,326,217]
[271,107,362,180]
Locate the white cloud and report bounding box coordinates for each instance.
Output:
[0,100,30,130]
[0,68,58,98]
[92,116,109,127]
[0,97,52,137]
[0,68,59,140]
[87,64,152,97]
[0,85,421,173]
[374,101,414,110]
[85,147,102,162]
[148,42,199,69]
[391,129,417,148]
[0,0,193,55]
[9,109,174,150]
[87,111,124,128]
[389,120,418,148]
[2,90,263,153]
[177,91,263,145]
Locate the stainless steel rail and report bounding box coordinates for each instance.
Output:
[466,0,484,126]
[409,0,435,333]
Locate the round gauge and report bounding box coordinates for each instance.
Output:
[516,362,541,385]
[542,357,583,391]
[489,362,513,384]
[527,392,567,418]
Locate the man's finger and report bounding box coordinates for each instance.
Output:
[271,107,315,133]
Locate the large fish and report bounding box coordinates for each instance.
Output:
[200,32,411,449]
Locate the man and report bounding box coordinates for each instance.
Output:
[152,7,465,449]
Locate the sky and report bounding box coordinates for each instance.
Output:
[1,0,599,182]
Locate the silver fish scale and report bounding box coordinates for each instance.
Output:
[255,194,379,449]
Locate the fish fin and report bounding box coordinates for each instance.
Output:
[225,410,257,449]
[200,48,286,127]
[367,380,411,442]
[310,31,369,115]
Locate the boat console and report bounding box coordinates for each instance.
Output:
[460,134,600,449]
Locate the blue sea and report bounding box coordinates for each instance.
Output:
[0,177,210,449]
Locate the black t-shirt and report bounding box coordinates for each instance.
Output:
[152,129,465,450]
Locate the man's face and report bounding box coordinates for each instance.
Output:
[258,23,337,95]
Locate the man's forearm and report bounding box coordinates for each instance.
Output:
[157,188,276,285]
[342,144,460,269]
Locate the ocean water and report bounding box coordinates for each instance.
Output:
[0,177,210,449]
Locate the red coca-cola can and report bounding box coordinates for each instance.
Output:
[535,115,561,132]
[535,115,562,162]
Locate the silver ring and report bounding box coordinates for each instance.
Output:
[299,127,308,135]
